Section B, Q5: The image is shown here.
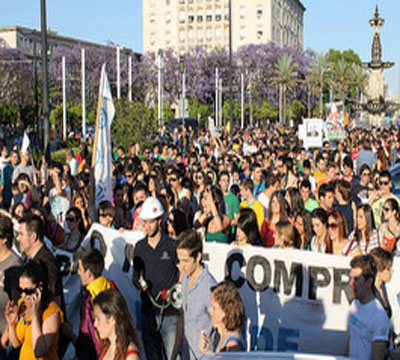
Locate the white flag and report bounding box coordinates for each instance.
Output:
[94,64,115,208]
[21,130,30,155]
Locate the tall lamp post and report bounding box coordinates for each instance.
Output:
[40,0,50,157]
[179,55,185,129]
[228,0,233,136]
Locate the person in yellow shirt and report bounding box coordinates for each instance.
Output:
[2,260,63,360]
[239,178,265,227]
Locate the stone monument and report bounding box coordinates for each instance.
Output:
[360,6,399,126]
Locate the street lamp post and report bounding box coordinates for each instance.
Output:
[179,55,185,129]
[228,0,233,135]
[40,0,50,156]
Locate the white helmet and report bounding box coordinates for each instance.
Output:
[139,197,164,220]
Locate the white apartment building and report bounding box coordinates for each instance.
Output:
[143,0,305,55]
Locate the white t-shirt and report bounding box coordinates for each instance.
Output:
[257,192,269,214]
[348,298,390,360]
[67,158,79,176]
[49,186,71,225]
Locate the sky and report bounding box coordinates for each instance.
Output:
[1,0,399,94]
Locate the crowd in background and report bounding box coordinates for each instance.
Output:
[1,123,400,359]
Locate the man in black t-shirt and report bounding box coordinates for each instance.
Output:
[132,197,180,360]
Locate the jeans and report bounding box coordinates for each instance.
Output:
[141,312,180,360]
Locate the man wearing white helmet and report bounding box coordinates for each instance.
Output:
[132,196,180,360]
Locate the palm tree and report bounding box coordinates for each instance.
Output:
[309,52,330,116]
[350,63,368,109]
[274,54,298,126]
[330,59,349,106]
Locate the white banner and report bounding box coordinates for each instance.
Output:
[94,65,115,208]
[56,225,400,357]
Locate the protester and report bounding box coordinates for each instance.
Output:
[2,260,63,359]
[343,204,380,256]
[294,209,313,250]
[76,248,117,360]
[59,207,86,252]
[274,220,297,249]
[311,208,332,253]
[199,282,246,354]
[132,197,179,360]
[347,255,389,360]
[173,230,217,360]
[379,198,400,252]
[327,210,349,255]
[232,208,262,246]
[93,289,140,360]
[260,190,289,247]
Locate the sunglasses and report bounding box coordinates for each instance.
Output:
[328,223,338,230]
[361,172,371,177]
[18,286,37,295]
[99,212,110,217]
[383,207,391,212]
[195,176,203,180]
[379,181,390,186]
[169,177,178,182]
[125,174,133,178]
[66,216,76,222]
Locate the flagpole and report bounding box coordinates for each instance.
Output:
[62,56,67,140]
[89,64,106,216]
[82,48,86,142]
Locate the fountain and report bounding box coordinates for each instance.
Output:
[359,6,399,126]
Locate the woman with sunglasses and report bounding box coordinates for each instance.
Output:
[2,260,63,360]
[379,198,400,252]
[72,191,91,230]
[60,207,86,252]
[327,210,348,255]
[192,170,208,211]
[343,204,379,257]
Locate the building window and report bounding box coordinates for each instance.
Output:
[215,13,222,21]
[179,0,185,3]
[224,12,229,20]
[257,8,263,18]
[166,13,171,23]
[150,14,155,23]
[166,0,170,4]
[206,13,212,21]
[197,15,203,22]
[188,14,194,23]
[179,12,186,23]
[180,31,185,43]
[257,29,263,39]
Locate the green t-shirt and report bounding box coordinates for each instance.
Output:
[224,192,239,219]
[305,198,319,212]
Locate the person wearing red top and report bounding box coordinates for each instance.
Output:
[94,289,140,360]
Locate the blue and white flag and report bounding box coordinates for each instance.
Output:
[94,64,115,208]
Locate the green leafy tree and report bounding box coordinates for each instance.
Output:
[350,63,368,110]
[49,103,83,133]
[288,100,306,121]
[252,100,278,124]
[111,99,157,150]
[188,98,213,125]
[0,103,17,126]
[330,59,349,105]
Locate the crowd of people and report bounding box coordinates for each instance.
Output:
[0,123,400,359]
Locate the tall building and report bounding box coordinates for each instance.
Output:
[143,0,305,55]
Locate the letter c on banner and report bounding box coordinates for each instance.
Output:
[89,230,108,258]
[246,255,271,292]
[225,252,246,288]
